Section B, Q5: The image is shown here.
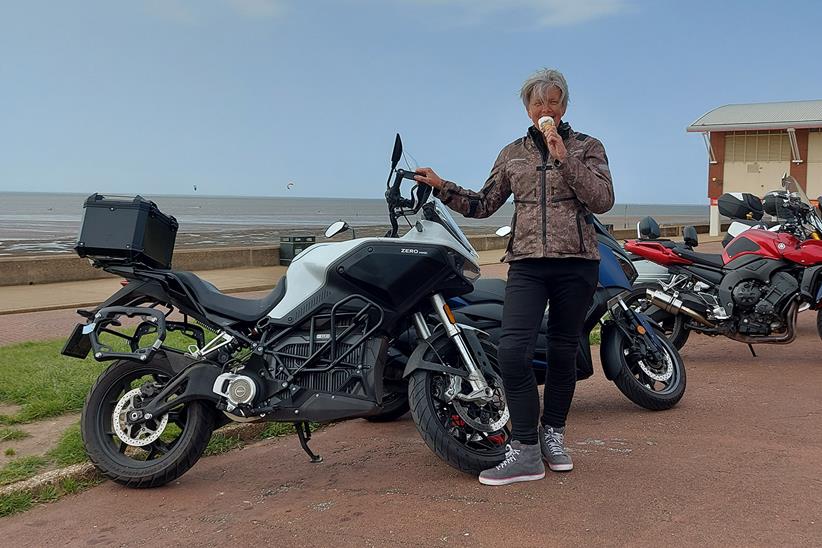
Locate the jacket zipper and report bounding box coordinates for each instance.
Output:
[539,157,548,254]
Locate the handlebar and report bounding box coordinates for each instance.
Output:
[384,168,433,237]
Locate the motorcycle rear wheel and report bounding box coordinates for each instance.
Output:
[604,325,686,411]
[81,358,214,488]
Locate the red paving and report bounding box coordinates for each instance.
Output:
[1,313,820,546]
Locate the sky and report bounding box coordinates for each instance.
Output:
[1,0,821,204]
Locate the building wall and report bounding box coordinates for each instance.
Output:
[807,130,822,199]
[721,131,791,196]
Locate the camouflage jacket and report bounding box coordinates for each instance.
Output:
[436,123,614,262]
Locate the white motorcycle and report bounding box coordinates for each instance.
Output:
[63,135,513,487]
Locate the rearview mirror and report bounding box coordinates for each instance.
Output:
[683,225,698,248]
[637,217,660,240]
[324,220,350,239]
[390,134,403,172]
[495,226,512,237]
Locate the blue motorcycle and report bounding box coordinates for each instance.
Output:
[446,216,686,411]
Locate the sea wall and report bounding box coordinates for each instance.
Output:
[0,224,724,286]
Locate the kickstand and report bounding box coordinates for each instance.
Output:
[295,421,322,463]
[747,344,757,358]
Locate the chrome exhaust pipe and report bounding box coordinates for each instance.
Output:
[645,289,716,328]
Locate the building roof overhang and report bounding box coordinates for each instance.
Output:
[687,100,822,133]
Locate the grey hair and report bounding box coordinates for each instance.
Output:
[520,68,569,109]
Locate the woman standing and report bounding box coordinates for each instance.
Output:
[415,68,614,486]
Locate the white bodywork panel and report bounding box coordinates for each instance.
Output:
[265,220,478,321]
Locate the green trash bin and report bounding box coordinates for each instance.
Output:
[279,235,315,266]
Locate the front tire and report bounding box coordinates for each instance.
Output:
[408,336,509,475]
[817,309,822,341]
[604,325,686,411]
[81,357,214,488]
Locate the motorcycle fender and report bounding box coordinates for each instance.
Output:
[599,314,663,381]
[402,331,469,379]
[599,322,622,381]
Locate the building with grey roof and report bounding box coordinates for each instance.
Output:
[687,100,822,235]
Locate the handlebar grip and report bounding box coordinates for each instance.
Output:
[397,169,419,181]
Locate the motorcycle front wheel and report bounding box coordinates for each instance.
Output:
[81,357,214,488]
[603,324,686,411]
[408,335,510,475]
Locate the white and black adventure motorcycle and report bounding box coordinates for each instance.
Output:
[63,135,512,486]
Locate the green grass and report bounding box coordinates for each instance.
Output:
[589,324,602,345]
[0,456,49,487]
[4,448,16,457]
[0,329,202,425]
[46,424,86,467]
[0,428,28,442]
[0,341,107,425]
[0,476,103,518]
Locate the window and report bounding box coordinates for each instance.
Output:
[725,131,791,162]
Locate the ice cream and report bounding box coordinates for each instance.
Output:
[538,116,555,132]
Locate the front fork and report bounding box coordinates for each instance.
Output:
[412,294,494,401]
[611,296,666,359]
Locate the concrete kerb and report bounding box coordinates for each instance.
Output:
[0,421,271,500]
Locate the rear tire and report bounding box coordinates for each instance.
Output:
[81,358,214,488]
[365,393,410,422]
[817,309,822,341]
[604,325,686,411]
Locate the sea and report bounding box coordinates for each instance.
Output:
[0,192,709,257]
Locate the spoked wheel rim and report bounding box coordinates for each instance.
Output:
[94,366,194,467]
[620,333,681,396]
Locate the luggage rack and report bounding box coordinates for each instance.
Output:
[62,305,206,362]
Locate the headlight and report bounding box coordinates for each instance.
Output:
[462,259,481,281]
[449,250,481,281]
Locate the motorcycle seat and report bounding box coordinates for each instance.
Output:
[636,239,679,249]
[673,249,724,268]
[171,271,286,322]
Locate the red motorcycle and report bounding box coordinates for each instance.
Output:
[624,175,822,350]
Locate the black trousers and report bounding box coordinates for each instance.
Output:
[498,257,599,444]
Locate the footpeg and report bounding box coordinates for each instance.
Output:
[295,421,322,463]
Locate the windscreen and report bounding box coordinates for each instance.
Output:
[779,175,822,231]
[423,197,479,259]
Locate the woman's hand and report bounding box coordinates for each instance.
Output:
[543,126,567,162]
[414,167,445,189]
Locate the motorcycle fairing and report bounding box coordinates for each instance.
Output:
[782,238,822,266]
[266,221,479,322]
[598,242,634,290]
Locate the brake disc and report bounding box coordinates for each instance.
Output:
[452,374,509,432]
[112,388,169,447]
[633,350,674,382]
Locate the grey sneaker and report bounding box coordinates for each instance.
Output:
[539,425,573,472]
[478,441,545,486]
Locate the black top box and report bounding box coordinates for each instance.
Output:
[75,194,178,269]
